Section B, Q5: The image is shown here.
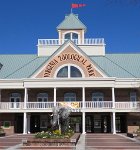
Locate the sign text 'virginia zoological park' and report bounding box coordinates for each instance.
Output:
[43,53,95,77]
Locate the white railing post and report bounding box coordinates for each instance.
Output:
[23,112,27,134]
[82,112,86,134]
[24,88,28,109]
[82,87,85,108]
[112,87,115,108]
[54,87,56,107]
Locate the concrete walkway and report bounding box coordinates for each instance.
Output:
[76,134,85,150]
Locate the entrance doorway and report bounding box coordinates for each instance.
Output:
[69,116,82,133]
[116,114,127,133]
[30,115,40,133]
[86,114,111,133]
[15,114,23,133]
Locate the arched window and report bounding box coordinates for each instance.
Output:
[64,92,76,101]
[64,32,78,40]
[71,66,82,77]
[92,92,104,101]
[57,66,68,78]
[10,93,21,108]
[72,33,78,39]
[37,93,48,102]
[56,65,82,78]
[65,33,71,40]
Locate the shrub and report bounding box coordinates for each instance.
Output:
[35,129,74,139]
[0,127,4,133]
[136,128,140,133]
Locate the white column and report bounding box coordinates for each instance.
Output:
[27,114,31,134]
[82,112,86,134]
[0,89,1,102]
[82,29,84,44]
[24,88,28,109]
[110,113,113,133]
[112,87,115,108]
[54,88,56,106]
[58,30,61,45]
[113,112,116,134]
[82,87,85,108]
[23,112,27,134]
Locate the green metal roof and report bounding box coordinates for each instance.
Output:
[90,54,140,78]
[0,55,49,79]
[0,53,140,79]
[57,13,87,31]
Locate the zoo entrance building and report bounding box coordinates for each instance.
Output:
[0,13,140,135]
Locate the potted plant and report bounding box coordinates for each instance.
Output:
[0,127,5,136]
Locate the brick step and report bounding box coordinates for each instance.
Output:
[0,146,9,149]
[20,146,75,149]
[87,148,140,150]
[86,142,140,146]
[86,146,140,149]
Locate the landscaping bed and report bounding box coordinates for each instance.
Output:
[23,133,80,147]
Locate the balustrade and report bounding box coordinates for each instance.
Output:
[0,101,140,111]
[38,38,105,46]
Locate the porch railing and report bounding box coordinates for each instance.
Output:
[0,101,140,111]
[0,102,24,110]
[115,102,140,109]
[26,102,54,109]
[38,38,105,46]
[85,101,113,109]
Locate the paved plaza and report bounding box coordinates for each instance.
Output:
[0,134,140,150]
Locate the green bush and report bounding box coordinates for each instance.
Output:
[0,127,4,133]
[136,128,140,133]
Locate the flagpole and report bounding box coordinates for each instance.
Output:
[71,8,73,13]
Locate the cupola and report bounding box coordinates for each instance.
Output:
[57,13,87,45]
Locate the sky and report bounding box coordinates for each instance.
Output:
[0,0,140,54]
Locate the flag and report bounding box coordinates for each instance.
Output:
[71,3,86,9]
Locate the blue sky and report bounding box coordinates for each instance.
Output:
[0,0,140,54]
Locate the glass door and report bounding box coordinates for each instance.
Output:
[10,97,20,108]
[69,116,81,133]
[86,116,92,133]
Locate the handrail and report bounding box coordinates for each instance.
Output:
[38,38,105,46]
[0,101,140,110]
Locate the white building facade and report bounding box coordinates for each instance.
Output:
[0,13,140,135]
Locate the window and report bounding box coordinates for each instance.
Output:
[10,93,21,108]
[64,92,76,102]
[71,66,82,77]
[65,33,71,39]
[37,93,48,102]
[64,32,78,40]
[72,33,78,39]
[92,92,104,101]
[57,65,82,78]
[130,92,137,102]
[57,66,68,78]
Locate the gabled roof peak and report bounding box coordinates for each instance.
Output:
[57,13,87,31]
[65,13,78,19]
